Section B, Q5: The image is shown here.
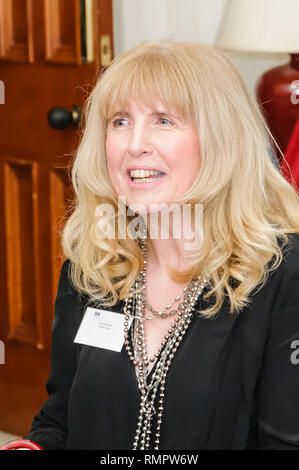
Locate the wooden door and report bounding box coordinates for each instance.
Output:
[0,0,113,436]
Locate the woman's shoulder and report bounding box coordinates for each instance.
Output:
[57,258,122,312]
[54,259,91,333]
[249,234,299,449]
[57,258,75,294]
[275,232,299,275]
[252,233,299,299]
[58,258,86,297]
[238,233,299,322]
[254,233,299,318]
[240,233,299,363]
[285,232,299,259]
[56,258,91,311]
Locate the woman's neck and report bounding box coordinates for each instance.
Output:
[144,209,198,276]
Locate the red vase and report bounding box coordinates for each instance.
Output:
[256,53,299,162]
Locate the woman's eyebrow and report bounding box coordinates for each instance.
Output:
[108,110,180,119]
[108,111,130,120]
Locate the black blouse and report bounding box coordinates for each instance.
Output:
[24,234,299,450]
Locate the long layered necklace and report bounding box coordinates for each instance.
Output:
[123,237,209,450]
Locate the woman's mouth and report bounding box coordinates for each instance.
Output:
[127,170,166,188]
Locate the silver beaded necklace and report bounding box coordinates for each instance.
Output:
[123,237,209,450]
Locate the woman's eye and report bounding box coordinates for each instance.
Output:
[159,117,173,125]
[113,118,128,127]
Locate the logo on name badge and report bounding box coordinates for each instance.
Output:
[94,311,101,318]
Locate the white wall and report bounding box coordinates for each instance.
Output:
[112,0,220,55]
[112,0,289,99]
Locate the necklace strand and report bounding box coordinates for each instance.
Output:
[144,283,191,319]
[123,237,209,450]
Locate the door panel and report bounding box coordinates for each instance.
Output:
[0,0,35,63]
[0,0,113,435]
[44,0,81,64]
[4,158,43,349]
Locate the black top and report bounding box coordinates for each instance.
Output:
[24,234,299,450]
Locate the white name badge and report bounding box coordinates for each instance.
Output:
[74,307,133,352]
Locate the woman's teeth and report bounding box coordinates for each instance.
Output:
[129,169,165,184]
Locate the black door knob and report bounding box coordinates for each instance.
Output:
[47,105,81,130]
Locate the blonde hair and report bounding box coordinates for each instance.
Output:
[61,39,299,318]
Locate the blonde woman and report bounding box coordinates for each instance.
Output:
[23,40,299,450]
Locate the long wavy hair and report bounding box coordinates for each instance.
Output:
[61,39,299,318]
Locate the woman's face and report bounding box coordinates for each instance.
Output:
[105,99,200,213]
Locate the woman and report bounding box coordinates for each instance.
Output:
[23,40,299,450]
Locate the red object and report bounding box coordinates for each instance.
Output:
[256,54,299,160]
[281,118,299,191]
[0,439,43,450]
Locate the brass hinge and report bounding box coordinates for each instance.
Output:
[100,34,112,67]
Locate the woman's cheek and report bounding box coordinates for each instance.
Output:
[106,138,120,168]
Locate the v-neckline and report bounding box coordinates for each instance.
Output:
[128,316,170,385]
[128,312,197,387]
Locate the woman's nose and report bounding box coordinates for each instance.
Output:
[127,122,153,157]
